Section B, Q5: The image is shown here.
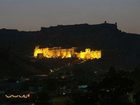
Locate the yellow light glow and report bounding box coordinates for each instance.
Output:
[34,46,101,60]
[34,46,75,59]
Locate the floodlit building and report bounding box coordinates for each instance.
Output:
[34,46,101,60]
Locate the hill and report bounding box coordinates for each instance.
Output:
[0,22,140,77]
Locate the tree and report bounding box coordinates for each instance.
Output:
[98,67,134,105]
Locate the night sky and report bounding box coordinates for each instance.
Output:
[0,0,140,34]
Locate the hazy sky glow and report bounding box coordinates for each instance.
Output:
[0,0,140,34]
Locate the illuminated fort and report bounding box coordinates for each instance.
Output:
[34,46,101,60]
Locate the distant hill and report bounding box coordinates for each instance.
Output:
[0,22,140,77]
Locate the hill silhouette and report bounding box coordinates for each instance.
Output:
[0,22,140,77]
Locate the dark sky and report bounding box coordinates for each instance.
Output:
[0,0,140,34]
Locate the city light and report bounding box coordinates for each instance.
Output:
[5,94,30,99]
